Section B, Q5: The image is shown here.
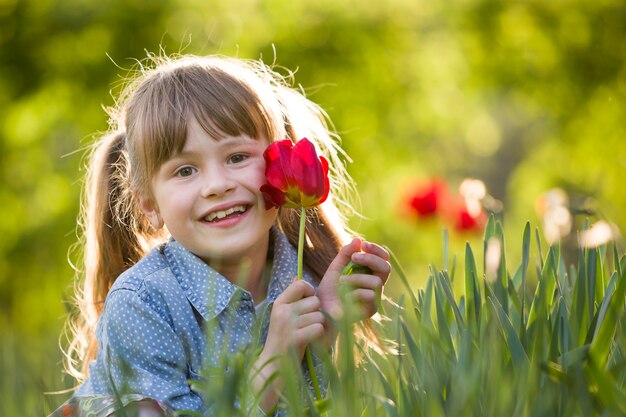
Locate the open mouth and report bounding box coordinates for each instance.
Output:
[203,205,249,223]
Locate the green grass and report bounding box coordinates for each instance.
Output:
[358,219,626,417]
[186,218,626,416]
[6,218,626,416]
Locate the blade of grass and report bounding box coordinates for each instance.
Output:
[483,214,496,274]
[586,247,597,321]
[432,270,455,358]
[439,271,465,330]
[535,227,544,270]
[595,244,606,307]
[527,246,557,332]
[464,243,481,328]
[495,222,509,312]
[589,266,626,369]
[572,244,589,345]
[487,286,529,367]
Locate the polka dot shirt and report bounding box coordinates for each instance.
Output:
[74,227,326,415]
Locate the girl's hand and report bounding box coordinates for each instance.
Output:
[317,238,391,340]
[260,279,325,363]
[253,279,324,411]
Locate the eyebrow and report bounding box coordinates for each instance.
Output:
[218,135,259,147]
[175,135,260,157]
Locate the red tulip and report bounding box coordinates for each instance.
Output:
[260,138,330,210]
[259,137,330,400]
[407,178,447,218]
[446,197,487,233]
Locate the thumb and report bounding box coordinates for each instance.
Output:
[326,238,362,275]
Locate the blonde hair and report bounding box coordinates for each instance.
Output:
[65,54,358,380]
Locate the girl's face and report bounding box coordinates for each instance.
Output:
[142,116,278,268]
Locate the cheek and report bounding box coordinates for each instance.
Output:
[249,162,269,188]
[262,207,279,226]
[155,187,195,220]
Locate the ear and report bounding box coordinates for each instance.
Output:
[137,193,164,230]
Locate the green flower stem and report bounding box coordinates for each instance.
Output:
[306,347,322,401]
[298,206,306,280]
[297,205,323,401]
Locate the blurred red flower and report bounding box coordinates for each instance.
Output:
[446,196,487,233]
[407,178,447,218]
[260,138,330,210]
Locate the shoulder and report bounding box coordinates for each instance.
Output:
[110,245,171,293]
[104,244,182,322]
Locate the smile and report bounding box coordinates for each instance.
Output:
[203,205,249,222]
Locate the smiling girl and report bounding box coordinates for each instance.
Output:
[54,55,390,416]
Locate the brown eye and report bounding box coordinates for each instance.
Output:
[176,167,196,177]
[228,154,248,164]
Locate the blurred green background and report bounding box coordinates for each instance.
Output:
[1,0,624,414]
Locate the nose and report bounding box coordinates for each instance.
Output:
[201,165,236,197]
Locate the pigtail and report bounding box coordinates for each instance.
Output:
[65,131,158,381]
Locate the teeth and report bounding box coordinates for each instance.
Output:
[205,205,247,222]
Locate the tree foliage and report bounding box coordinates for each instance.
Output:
[0,0,624,408]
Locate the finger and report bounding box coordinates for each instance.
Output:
[361,241,390,261]
[340,274,383,292]
[292,295,321,314]
[297,311,325,328]
[351,289,378,318]
[325,238,362,274]
[351,288,377,304]
[350,252,391,283]
[295,323,325,346]
[276,279,315,304]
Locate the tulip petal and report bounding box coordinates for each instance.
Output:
[318,155,330,204]
[260,137,330,210]
[260,184,286,209]
[291,138,327,201]
[263,140,293,191]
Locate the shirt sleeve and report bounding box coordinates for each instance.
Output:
[96,287,204,414]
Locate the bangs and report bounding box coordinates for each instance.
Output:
[125,59,283,190]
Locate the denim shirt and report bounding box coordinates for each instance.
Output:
[75,227,325,415]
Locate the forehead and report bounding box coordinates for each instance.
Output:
[181,116,267,151]
[131,63,280,181]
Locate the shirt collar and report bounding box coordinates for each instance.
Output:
[163,226,314,321]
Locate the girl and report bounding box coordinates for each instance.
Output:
[55,54,390,416]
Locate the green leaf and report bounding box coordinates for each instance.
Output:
[514,223,530,347]
[586,354,626,414]
[540,361,571,384]
[534,226,544,270]
[483,213,496,273]
[495,221,508,291]
[464,243,481,327]
[561,344,589,368]
[433,271,455,357]
[527,246,558,332]
[589,266,626,369]
[586,247,597,320]
[421,276,435,331]
[487,287,529,367]
[526,246,558,361]
[614,243,622,278]
[572,245,590,345]
[341,261,373,276]
[557,299,573,367]
[596,245,607,308]
[439,271,464,330]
